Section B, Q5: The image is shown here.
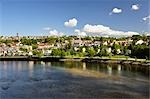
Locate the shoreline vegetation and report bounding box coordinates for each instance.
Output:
[0,55,150,66]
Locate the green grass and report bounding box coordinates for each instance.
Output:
[110,55,129,58]
[1,55,150,63]
[100,55,150,62]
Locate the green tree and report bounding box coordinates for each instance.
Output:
[20,48,28,52]
[65,41,72,50]
[112,44,121,55]
[32,50,43,56]
[87,48,96,57]
[131,44,150,59]
[51,49,62,56]
[60,50,66,57]
[98,48,109,57]
[32,44,38,50]
[44,37,56,44]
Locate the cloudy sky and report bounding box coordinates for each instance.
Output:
[0,0,149,37]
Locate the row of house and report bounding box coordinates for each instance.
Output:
[71,38,133,47]
[0,36,149,56]
[0,36,49,40]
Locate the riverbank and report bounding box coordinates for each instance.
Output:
[0,56,150,66]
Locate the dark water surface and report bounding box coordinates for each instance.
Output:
[0,61,149,99]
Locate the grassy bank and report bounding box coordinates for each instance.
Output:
[0,55,150,66]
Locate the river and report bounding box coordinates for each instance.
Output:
[0,61,149,98]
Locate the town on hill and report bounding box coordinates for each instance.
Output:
[0,35,149,60]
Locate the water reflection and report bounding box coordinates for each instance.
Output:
[117,65,121,75]
[50,62,149,80]
[107,65,112,76]
[29,61,34,77]
[0,61,149,81]
[82,62,86,70]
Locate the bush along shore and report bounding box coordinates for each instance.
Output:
[0,56,150,66]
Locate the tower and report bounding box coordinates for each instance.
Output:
[16,33,20,42]
[17,33,19,37]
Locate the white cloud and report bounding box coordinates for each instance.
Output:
[83,24,139,37]
[74,29,87,36]
[146,33,150,36]
[125,31,139,36]
[49,29,64,36]
[74,29,80,33]
[112,8,122,14]
[64,18,78,27]
[142,15,150,24]
[80,32,87,36]
[131,4,140,11]
[83,24,110,33]
[43,27,51,31]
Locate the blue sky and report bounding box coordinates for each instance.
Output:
[0,0,149,37]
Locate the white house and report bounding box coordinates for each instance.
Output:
[82,48,86,53]
[116,49,121,54]
[28,51,33,56]
[135,40,144,45]
[103,41,108,46]
[72,39,84,47]
[97,49,100,53]
[44,50,52,56]
[93,41,101,46]
[74,47,79,51]
[106,47,112,53]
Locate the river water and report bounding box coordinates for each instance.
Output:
[0,61,149,98]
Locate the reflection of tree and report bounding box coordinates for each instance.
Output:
[18,61,22,72]
[3,63,8,79]
[41,61,46,72]
[107,65,112,75]
[126,65,131,71]
[82,62,86,70]
[47,62,52,67]
[117,65,121,75]
[96,65,100,72]
[29,61,34,77]
[118,65,121,71]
